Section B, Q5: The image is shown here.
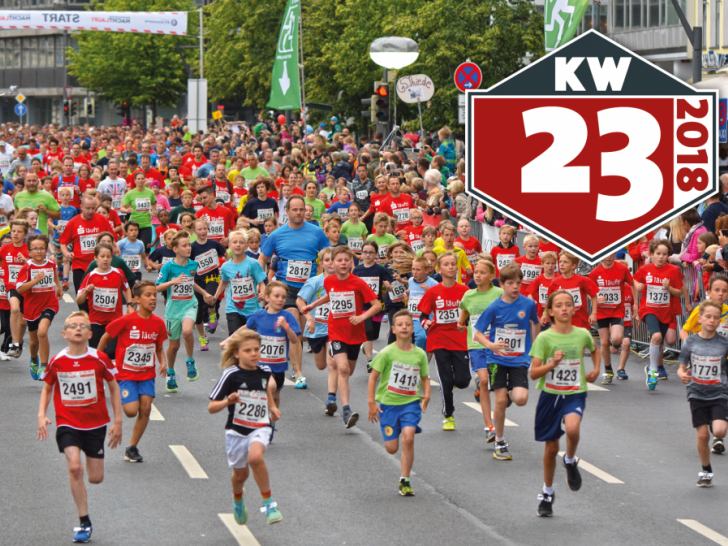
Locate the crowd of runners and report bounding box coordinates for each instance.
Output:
[0,115,723,542]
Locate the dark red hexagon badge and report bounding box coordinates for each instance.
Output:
[466,30,718,264]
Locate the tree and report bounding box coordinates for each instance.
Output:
[67,0,198,120]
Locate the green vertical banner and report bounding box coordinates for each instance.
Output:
[544,0,591,52]
[267,0,301,110]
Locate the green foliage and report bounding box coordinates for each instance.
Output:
[67,0,197,109]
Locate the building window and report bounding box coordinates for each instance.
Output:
[649,0,660,26]
[55,35,64,67]
[0,41,4,69]
[11,38,20,69]
[666,0,686,25]
[631,0,642,28]
[615,0,625,28]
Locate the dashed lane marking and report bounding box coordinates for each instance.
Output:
[557,451,623,484]
[169,445,208,479]
[150,404,164,421]
[284,378,295,387]
[463,402,518,426]
[677,520,728,545]
[587,383,609,391]
[63,293,74,303]
[219,514,261,545]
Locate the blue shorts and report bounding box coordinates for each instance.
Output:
[379,400,422,441]
[534,390,586,442]
[469,349,488,372]
[119,378,156,405]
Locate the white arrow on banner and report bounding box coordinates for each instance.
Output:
[279,63,290,95]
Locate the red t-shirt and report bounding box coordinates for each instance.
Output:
[490,244,520,276]
[456,236,483,266]
[417,282,469,351]
[380,194,414,230]
[527,273,556,318]
[16,259,59,321]
[588,262,634,320]
[42,347,117,430]
[155,223,181,243]
[195,206,236,243]
[515,255,543,294]
[129,168,165,191]
[105,312,168,382]
[68,154,90,174]
[42,150,64,170]
[547,274,599,328]
[291,186,304,196]
[368,192,390,216]
[79,268,129,326]
[233,187,248,209]
[0,242,29,291]
[538,241,561,259]
[623,285,634,327]
[323,273,378,345]
[52,174,84,208]
[182,155,208,175]
[633,262,683,324]
[59,214,115,271]
[402,225,425,252]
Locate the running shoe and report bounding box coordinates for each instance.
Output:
[485,427,496,443]
[473,376,481,403]
[325,397,337,416]
[6,344,20,358]
[186,358,199,381]
[657,365,669,380]
[616,369,628,380]
[712,438,726,454]
[208,311,218,333]
[399,478,415,496]
[29,355,39,380]
[262,498,282,524]
[166,370,178,392]
[367,359,373,374]
[38,362,47,378]
[537,491,554,517]
[295,375,307,389]
[0,351,10,361]
[124,446,143,463]
[199,337,209,351]
[442,416,456,431]
[343,408,359,429]
[494,440,511,460]
[72,523,93,543]
[233,492,247,525]
[563,456,582,491]
[270,422,276,444]
[602,371,613,385]
[645,365,658,390]
[62,279,69,291]
[697,471,714,487]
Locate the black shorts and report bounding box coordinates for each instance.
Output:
[487,364,529,391]
[8,289,23,312]
[329,340,360,361]
[272,371,285,392]
[597,317,623,330]
[690,398,728,428]
[283,284,300,310]
[27,309,56,332]
[365,317,382,341]
[226,313,247,335]
[309,335,328,354]
[56,425,107,459]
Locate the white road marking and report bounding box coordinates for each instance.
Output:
[63,293,74,303]
[219,514,261,545]
[149,404,164,421]
[678,520,728,545]
[463,402,518,426]
[558,451,623,484]
[284,378,295,387]
[429,377,440,387]
[169,445,208,479]
[587,383,609,391]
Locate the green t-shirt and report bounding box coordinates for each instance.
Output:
[340,219,368,240]
[122,188,156,228]
[372,343,429,406]
[240,165,270,182]
[459,286,504,350]
[367,233,398,262]
[304,197,326,222]
[529,326,596,395]
[13,190,61,235]
[169,205,195,224]
[321,187,336,199]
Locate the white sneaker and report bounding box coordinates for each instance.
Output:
[0,351,10,361]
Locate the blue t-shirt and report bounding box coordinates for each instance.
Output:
[53,205,78,239]
[149,246,176,266]
[408,276,438,320]
[298,274,328,338]
[3,179,15,195]
[475,295,539,367]
[118,237,145,257]
[246,309,302,373]
[326,201,350,218]
[261,222,331,288]
[220,257,267,316]
[156,258,200,317]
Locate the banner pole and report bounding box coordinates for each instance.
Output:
[199,7,203,79]
[299,9,306,124]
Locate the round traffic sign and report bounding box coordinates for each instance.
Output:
[454,61,482,92]
[14,103,26,116]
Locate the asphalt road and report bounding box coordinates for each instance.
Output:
[3,277,728,546]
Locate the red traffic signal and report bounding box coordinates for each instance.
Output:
[375,85,388,97]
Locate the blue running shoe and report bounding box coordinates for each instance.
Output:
[262,498,282,524]
[616,369,628,380]
[645,365,658,390]
[166,369,178,393]
[233,492,247,525]
[186,358,199,381]
[29,355,39,380]
[295,375,307,389]
[72,523,92,543]
[325,396,337,416]
[657,365,669,380]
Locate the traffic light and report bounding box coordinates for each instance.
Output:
[361,96,372,121]
[63,101,69,115]
[71,101,77,117]
[374,81,389,123]
[85,97,95,116]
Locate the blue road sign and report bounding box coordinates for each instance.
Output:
[14,103,27,117]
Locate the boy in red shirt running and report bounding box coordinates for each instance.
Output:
[490,225,520,276]
[516,234,543,295]
[99,281,168,464]
[2,219,30,360]
[455,216,482,270]
[527,252,557,326]
[301,246,380,429]
[546,251,599,330]
[38,311,122,544]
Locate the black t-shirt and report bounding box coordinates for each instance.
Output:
[353,263,392,314]
[209,364,273,436]
[149,246,176,265]
[191,239,226,283]
[168,195,182,208]
[241,197,279,221]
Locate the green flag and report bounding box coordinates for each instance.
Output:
[544,0,591,52]
[267,0,301,110]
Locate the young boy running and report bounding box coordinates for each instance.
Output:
[611,282,636,381]
[515,235,542,295]
[474,263,540,460]
[527,251,557,327]
[529,290,600,516]
[208,329,282,525]
[191,218,226,341]
[367,212,398,264]
[98,281,167,464]
[51,186,78,290]
[407,255,438,353]
[3,219,29,360]
[489,225,520,277]
[677,300,728,488]
[37,311,122,543]
[117,221,149,282]
[546,251,599,331]
[341,202,368,257]
[368,310,431,497]
[156,231,216,391]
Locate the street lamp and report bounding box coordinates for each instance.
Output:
[369,36,419,70]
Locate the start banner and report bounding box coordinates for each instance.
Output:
[0,11,187,35]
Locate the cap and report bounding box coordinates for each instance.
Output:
[319,123,326,128]
[0,141,6,147]
[330,116,339,122]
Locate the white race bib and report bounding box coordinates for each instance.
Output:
[539,285,549,305]
[389,280,407,303]
[624,302,632,322]
[330,291,355,318]
[123,344,155,371]
[691,354,722,385]
[393,208,410,224]
[135,198,151,212]
[407,295,422,314]
[360,276,380,295]
[208,219,225,238]
[646,284,669,307]
[171,278,194,300]
[32,268,55,292]
[79,234,97,255]
[471,313,482,342]
[111,197,123,210]
[544,359,581,391]
[0,278,6,298]
[411,239,425,253]
[122,254,140,272]
[387,362,420,396]
[599,286,621,307]
[230,277,255,302]
[520,263,541,283]
[496,253,515,270]
[260,335,286,365]
[216,190,231,203]
[356,190,368,200]
[58,370,98,407]
[436,308,460,324]
[92,287,118,312]
[55,220,67,234]
[196,249,218,275]
[8,264,21,284]
[565,287,582,309]
[257,208,274,221]
[348,237,363,252]
[378,244,388,260]
[233,390,270,428]
[286,260,312,283]
[495,327,526,356]
[315,303,330,324]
